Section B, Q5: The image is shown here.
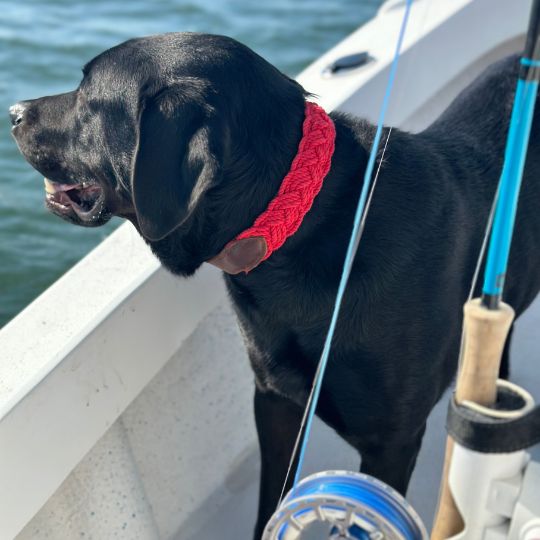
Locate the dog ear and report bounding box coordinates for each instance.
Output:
[131,86,222,241]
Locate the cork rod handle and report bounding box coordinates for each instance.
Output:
[430,299,514,540]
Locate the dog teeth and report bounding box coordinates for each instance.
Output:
[44,178,56,194]
[81,182,89,189]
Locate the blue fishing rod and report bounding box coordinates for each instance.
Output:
[432,1,540,538]
[482,0,540,310]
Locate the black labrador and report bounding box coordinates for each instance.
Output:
[10,33,540,538]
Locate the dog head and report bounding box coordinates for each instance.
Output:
[11,33,307,271]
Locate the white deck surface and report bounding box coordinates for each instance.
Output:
[176,297,540,539]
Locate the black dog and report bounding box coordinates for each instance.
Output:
[10,33,540,538]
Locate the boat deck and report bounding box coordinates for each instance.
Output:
[177,297,540,539]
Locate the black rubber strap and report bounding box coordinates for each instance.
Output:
[446,387,540,454]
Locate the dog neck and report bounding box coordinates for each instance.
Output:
[207,102,336,275]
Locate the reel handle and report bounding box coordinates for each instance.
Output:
[431,299,514,539]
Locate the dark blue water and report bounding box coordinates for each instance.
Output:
[0,0,382,327]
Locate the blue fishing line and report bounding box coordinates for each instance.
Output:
[292,0,414,490]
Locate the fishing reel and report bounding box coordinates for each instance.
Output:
[262,471,428,540]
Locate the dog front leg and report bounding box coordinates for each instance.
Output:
[358,423,427,496]
[253,387,303,540]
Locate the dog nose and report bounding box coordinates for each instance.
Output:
[9,102,26,127]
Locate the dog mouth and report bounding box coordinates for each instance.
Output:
[44,178,110,225]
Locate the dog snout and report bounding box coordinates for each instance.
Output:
[9,102,27,127]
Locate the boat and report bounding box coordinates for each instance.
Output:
[1,0,538,538]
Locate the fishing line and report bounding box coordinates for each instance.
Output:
[467,189,500,303]
[276,0,415,508]
[276,0,439,508]
[277,127,393,507]
[456,186,500,373]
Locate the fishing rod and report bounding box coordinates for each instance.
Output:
[483,2,540,311]
[431,0,540,538]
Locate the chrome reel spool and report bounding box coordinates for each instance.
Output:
[263,471,427,540]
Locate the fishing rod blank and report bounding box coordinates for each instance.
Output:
[482,0,540,310]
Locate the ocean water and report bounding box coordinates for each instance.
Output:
[0,0,382,327]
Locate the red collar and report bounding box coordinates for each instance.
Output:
[208,101,336,274]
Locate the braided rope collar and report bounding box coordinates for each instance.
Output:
[208,101,336,275]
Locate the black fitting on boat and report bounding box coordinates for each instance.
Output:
[324,52,371,75]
